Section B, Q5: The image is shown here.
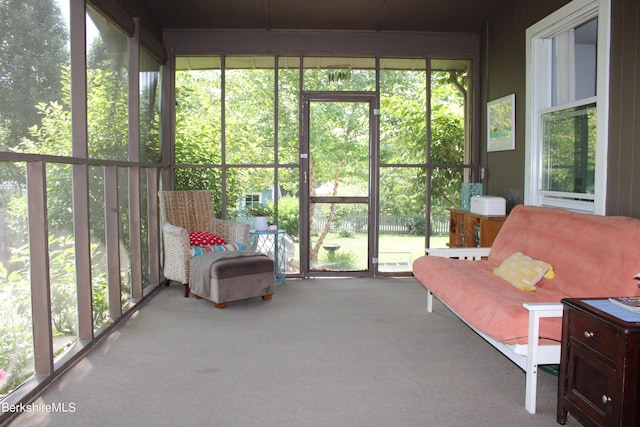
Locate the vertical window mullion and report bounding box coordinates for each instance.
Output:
[129,19,142,300]
[27,161,54,375]
[105,166,122,320]
[147,168,161,288]
[73,164,93,341]
[221,56,227,217]
[71,0,93,342]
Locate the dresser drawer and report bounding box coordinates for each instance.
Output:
[569,309,618,361]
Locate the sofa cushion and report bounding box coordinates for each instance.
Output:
[489,205,640,297]
[413,205,640,346]
[412,256,565,344]
[493,252,554,291]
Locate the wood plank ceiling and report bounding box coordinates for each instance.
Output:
[145,0,503,33]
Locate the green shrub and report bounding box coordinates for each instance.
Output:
[338,229,355,238]
[405,214,425,235]
[0,235,109,397]
[276,196,299,236]
[320,250,357,269]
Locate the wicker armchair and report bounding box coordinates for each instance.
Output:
[158,190,250,297]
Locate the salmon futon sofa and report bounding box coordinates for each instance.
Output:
[412,205,640,414]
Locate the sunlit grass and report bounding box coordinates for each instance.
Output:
[307,232,449,270]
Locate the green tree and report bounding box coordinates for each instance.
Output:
[173,62,469,252]
[175,70,222,165]
[379,69,428,221]
[225,68,275,165]
[0,0,68,148]
[308,101,369,262]
[430,71,468,218]
[379,69,467,222]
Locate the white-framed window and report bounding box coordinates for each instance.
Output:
[244,193,262,209]
[525,0,610,214]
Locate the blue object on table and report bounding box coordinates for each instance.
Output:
[461,183,483,210]
[582,299,640,322]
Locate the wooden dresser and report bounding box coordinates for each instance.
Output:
[447,208,506,248]
[558,298,640,426]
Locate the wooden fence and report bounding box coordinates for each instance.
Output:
[311,214,449,235]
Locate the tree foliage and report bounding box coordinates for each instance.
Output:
[0,2,153,396]
[174,63,469,251]
[0,0,68,147]
[175,70,222,165]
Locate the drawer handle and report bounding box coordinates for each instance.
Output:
[602,395,612,404]
[584,331,594,338]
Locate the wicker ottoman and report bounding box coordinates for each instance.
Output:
[189,252,274,308]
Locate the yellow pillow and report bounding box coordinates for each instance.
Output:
[493,252,555,291]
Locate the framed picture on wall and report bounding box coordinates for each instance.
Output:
[487,94,515,152]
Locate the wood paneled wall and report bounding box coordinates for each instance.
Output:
[606,0,640,217]
[484,0,640,218]
[482,0,571,212]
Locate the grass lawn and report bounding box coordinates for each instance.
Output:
[307,232,449,270]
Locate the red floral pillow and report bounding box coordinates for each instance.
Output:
[188,231,226,247]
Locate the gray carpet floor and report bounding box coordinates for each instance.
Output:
[8,277,580,426]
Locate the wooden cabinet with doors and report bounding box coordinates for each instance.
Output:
[558,298,640,426]
[447,208,506,248]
